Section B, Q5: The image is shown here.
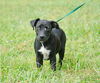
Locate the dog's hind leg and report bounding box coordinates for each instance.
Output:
[59,32,66,69]
[58,48,65,69]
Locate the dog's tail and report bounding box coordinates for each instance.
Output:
[50,21,60,29]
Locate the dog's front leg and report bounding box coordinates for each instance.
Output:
[50,55,56,71]
[36,52,43,68]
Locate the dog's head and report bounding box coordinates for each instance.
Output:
[30,18,59,42]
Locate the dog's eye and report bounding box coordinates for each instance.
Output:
[45,26,48,29]
[45,28,46,31]
[45,26,50,30]
[45,27,48,30]
[38,27,41,29]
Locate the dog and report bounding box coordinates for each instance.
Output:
[30,18,66,71]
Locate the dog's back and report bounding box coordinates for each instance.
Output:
[52,28,66,49]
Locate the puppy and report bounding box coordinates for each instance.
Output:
[30,18,66,71]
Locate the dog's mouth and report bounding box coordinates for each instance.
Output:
[38,36,49,42]
[39,38,48,42]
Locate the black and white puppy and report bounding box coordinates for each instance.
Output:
[30,18,66,71]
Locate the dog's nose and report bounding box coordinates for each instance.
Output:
[40,36,44,39]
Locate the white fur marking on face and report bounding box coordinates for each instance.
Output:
[38,44,51,60]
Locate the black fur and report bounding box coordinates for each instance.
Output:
[30,18,66,71]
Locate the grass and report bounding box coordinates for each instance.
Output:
[0,0,100,83]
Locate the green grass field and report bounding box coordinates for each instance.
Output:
[0,0,100,83]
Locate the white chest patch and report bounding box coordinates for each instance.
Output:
[38,44,51,60]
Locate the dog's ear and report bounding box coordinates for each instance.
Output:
[50,21,59,29]
[30,18,40,30]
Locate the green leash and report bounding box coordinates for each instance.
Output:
[56,3,85,22]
